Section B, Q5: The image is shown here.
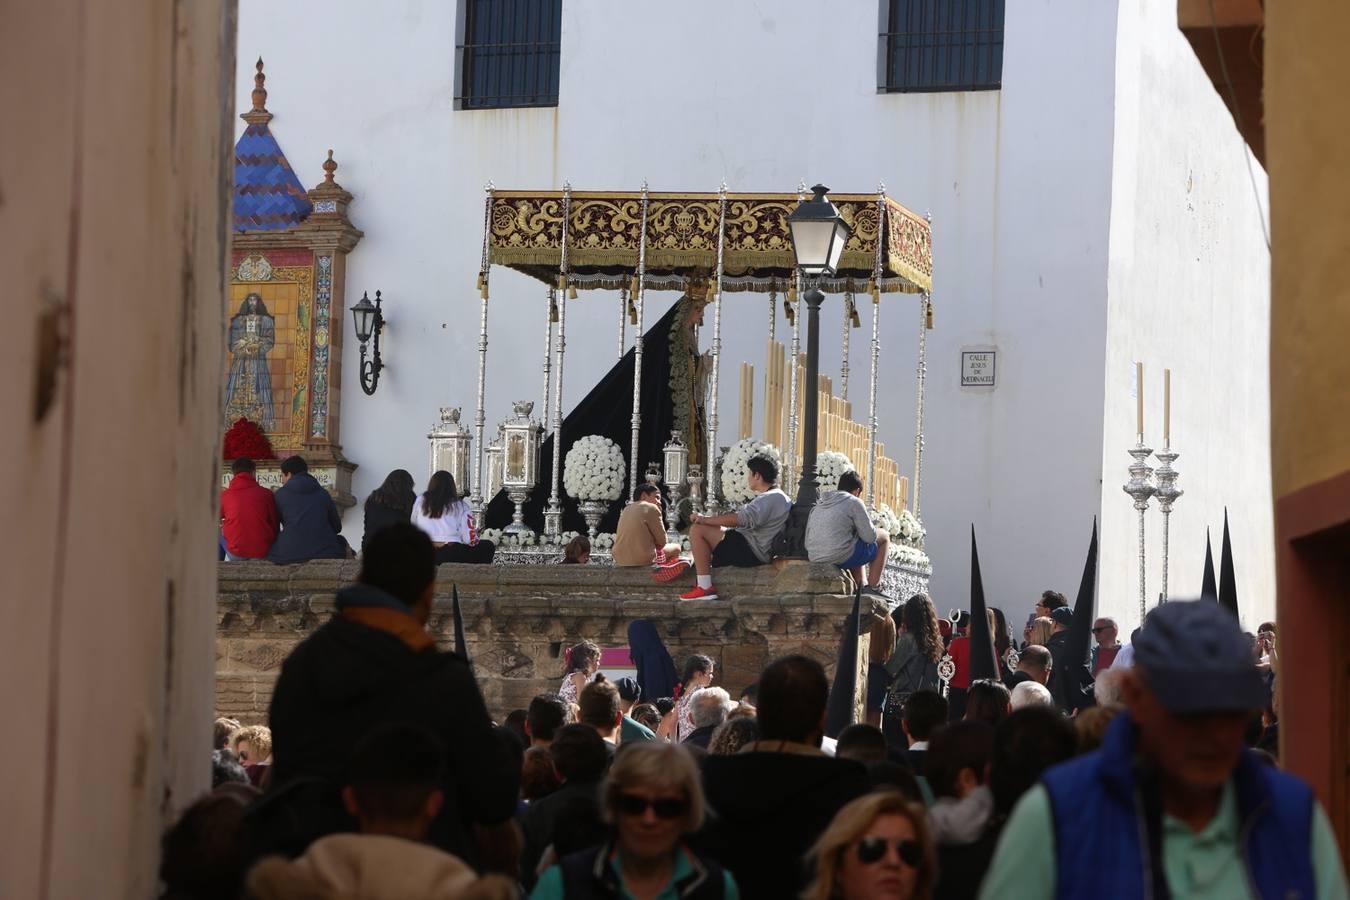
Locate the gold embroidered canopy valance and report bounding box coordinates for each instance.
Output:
[485,190,933,295]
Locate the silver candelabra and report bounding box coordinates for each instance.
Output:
[1122,442,1157,623]
[687,465,705,516]
[1153,446,1183,603]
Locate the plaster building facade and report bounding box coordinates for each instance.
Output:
[234,0,1272,630]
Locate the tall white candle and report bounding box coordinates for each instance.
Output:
[1164,368,1171,448]
[1135,362,1144,440]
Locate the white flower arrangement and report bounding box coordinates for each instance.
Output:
[485,529,587,550]
[592,532,615,550]
[720,438,782,504]
[564,435,626,502]
[896,508,925,547]
[870,503,902,537]
[814,451,857,493]
[886,542,931,570]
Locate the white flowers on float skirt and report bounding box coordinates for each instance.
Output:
[897,508,924,546]
[564,435,627,502]
[720,438,782,504]
[814,451,856,493]
[870,503,902,538]
[486,529,585,550]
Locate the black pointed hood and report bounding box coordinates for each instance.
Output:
[825,585,862,738]
[1201,529,1218,601]
[968,528,998,681]
[1065,519,1098,669]
[1219,509,1239,622]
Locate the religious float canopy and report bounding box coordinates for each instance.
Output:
[469,185,937,599]
[484,189,932,296]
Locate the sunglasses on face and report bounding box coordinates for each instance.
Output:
[617,793,687,820]
[856,836,923,867]
[1091,626,1111,634]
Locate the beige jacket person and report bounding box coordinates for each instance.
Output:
[612,499,669,566]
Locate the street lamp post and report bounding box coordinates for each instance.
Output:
[781,185,852,555]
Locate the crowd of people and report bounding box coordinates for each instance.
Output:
[221,456,901,614]
[174,516,1346,899]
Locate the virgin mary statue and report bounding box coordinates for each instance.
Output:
[224,293,276,431]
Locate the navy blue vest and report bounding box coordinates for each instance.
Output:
[1042,713,1316,900]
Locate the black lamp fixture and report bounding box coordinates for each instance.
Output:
[351,290,385,395]
[781,185,852,554]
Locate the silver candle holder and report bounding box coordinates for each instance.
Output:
[687,464,705,516]
[1122,442,1157,623]
[1153,446,1183,603]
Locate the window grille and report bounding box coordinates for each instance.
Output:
[458,0,561,109]
[880,0,1005,93]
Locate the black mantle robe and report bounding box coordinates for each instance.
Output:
[484,298,691,535]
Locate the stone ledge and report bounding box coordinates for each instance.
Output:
[216,559,874,722]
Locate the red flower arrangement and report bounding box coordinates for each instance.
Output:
[223,417,276,460]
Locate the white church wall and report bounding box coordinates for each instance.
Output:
[1099,0,1274,632]
[239,0,1125,627]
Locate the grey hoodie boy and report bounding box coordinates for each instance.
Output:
[804,490,878,564]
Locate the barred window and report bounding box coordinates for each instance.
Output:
[457,0,561,109]
[880,0,1005,93]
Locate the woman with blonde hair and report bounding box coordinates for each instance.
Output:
[1026,616,1054,649]
[530,742,739,898]
[803,791,936,900]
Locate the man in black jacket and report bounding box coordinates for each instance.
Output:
[700,655,871,897]
[266,523,519,862]
[1045,607,1093,713]
[268,455,347,563]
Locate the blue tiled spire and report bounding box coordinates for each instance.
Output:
[234,58,313,232]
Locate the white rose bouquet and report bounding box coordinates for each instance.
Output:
[869,503,902,537]
[593,532,615,550]
[897,508,924,546]
[814,451,856,493]
[720,438,782,504]
[564,435,627,502]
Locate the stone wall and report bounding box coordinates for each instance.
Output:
[217,560,877,722]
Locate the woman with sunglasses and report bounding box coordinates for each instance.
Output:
[803,791,937,900]
[531,742,739,899]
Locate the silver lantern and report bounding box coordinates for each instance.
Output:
[501,400,542,535]
[428,407,472,492]
[662,430,689,540]
[485,432,505,502]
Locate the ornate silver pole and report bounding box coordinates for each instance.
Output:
[472,180,494,525]
[866,295,881,509]
[545,184,573,539]
[867,188,885,510]
[541,289,555,434]
[786,181,806,490]
[768,287,777,344]
[629,182,650,498]
[912,293,929,518]
[706,183,727,491]
[545,289,568,538]
[1154,446,1183,602]
[618,286,628,361]
[1123,443,1157,622]
[840,292,853,401]
[787,278,801,490]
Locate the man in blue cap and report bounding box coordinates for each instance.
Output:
[980,599,1347,899]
